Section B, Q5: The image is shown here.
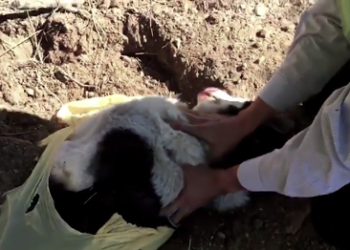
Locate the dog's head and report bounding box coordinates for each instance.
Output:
[193,87,295,135]
[193,87,248,113]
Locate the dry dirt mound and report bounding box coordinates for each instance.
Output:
[0,1,335,250]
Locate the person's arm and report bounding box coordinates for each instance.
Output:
[238,0,350,130]
[233,85,350,197]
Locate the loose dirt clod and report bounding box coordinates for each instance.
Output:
[255,3,267,16]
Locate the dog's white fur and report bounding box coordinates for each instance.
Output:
[51,92,250,212]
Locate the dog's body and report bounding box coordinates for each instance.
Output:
[49,88,294,234]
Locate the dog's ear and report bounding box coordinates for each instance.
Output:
[264,115,295,134]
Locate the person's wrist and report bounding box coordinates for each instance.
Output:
[214,165,245,195]
[224,111,259,137]
[236,97,278,134]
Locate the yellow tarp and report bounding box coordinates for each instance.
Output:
[0,94,174,250]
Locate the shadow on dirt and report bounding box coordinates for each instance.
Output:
[0,108,62,199]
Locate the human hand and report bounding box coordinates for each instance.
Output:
[172,112,252,161]
[160,164,243,226]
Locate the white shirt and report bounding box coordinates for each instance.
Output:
[237,0,350,197]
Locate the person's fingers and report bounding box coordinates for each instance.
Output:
[184,112,213,124]
[203,113,226,120]
[160,177,189,218]
[160,199,182,217]
[170,122,211,141]
[169,206,191,224]
[170,122,195,133]
[180,163,204,172]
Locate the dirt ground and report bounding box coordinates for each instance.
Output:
[0,0,338,249]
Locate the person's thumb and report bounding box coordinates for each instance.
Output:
[160,200,180,217]
[184,112,213,124]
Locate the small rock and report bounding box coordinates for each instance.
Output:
[2,85,24,105]
[236,65,244,72]
[252,42,260,48]
[217,232,226,239]
[97,0,111,9]
[205,14,219,25]
[227,45,234,51]
[228,70,241,82]
[254,56,265,64]
[88,91,95,98]
[120,55,132,63]
[281,26,289,32]
[256,29,266,38]
[35,87,44,98]
[255,3,267,16]
[25,88,35,97]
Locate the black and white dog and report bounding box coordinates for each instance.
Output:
[49,87,294,234]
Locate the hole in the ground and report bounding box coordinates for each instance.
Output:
[37,20,68,63]
[121,52,182,96]
[121,11,225,104]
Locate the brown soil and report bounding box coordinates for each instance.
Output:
[0,1,337,249]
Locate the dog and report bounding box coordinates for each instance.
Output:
[48,87,294,234]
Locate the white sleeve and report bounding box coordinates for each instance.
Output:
[259,0,350,112]
[237,85,350,197]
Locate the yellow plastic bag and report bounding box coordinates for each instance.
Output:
[0,94,174,250]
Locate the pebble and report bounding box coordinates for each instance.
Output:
[252,42,260,48]
[25,88,35,97]
[236,64,244,72]
[205,14,219,25]
[217,232,226,240]
[2,85,24,105]
[281,26,289,32]
[254,56,266,64]
[255,3,267,16]
[248,36,255,42]
[228,70,241,82]
[120,55,132,63]
[256,29,266,38]
[35,87,45,98]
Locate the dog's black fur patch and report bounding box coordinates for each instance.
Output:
[50,128,171,234]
